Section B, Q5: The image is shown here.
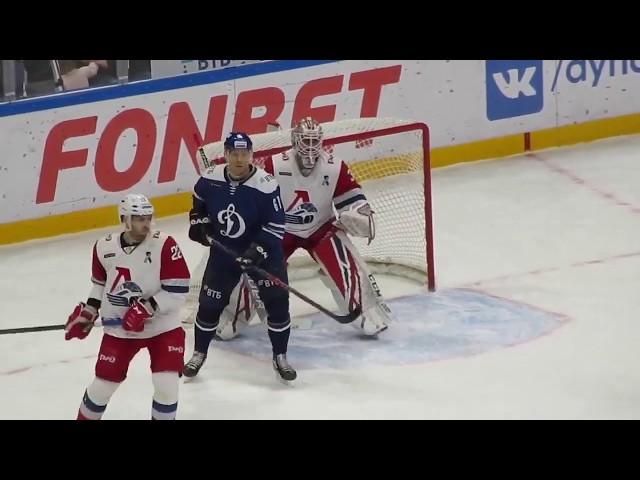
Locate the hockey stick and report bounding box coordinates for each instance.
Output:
[0,324,66,335]
[208,238,361,324]
[238,273,313,330]
[0,317,122,336]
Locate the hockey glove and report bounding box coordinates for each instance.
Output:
[236,243,268,271]
[65,302,98,340]
[122,298,155,332]
[189,211,212,247]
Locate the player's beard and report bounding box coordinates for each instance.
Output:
[228,161,252,180]
[125,223,150,243]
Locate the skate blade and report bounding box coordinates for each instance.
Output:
[274,370,297,386]
[182,369,202,382]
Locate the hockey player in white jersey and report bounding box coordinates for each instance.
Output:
[216,117,394,340]
[64,194,190,420]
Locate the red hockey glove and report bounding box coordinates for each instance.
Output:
[65,303,98,340]
[122,298,155,332]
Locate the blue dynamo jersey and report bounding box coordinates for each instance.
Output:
[193,164,286,257]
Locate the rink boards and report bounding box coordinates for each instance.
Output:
[2,60,640,244]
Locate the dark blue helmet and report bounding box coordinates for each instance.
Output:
[224,132,253,151]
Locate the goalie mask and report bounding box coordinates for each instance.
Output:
[291,117,323,173]
[118,193,154,232]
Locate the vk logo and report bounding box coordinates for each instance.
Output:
[486,60,543,120]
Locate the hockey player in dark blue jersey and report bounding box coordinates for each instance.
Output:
[183,132,296,382]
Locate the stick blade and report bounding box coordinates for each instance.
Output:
[333,306,362,324]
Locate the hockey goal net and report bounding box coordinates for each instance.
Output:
[184,117,435,320]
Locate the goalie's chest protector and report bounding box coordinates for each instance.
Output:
[272,150,341,238]
[96,232,164,311]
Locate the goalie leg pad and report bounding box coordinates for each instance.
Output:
[319,269,350,314]
[217,275,258,341]
[354,305,392,336]
[313,230,394,335]
[311,232,363,314]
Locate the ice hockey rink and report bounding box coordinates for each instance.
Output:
[1,134,639,420]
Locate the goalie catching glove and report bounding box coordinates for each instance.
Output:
[336,203,376,244]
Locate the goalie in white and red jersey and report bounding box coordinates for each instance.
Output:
[64,194,190,420]
[216,117,395,339]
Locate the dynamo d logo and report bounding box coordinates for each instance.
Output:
[486,60,543,120]
[217,203,246,239]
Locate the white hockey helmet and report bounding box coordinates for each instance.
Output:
[118,193,154,227]
[291,117,323,170]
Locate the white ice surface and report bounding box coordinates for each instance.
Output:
[1,135,639,419]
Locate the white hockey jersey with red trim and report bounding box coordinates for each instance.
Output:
[263,149,367,239]
[91,231,190,339]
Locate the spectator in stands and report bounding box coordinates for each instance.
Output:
[59,60,108,91]
[88,59,118,87]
